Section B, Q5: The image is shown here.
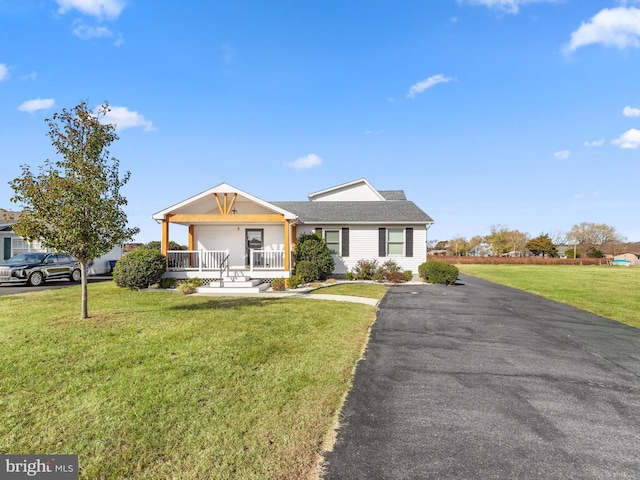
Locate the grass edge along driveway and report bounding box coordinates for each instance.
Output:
[0,282,382,479]
[458,264,640,328]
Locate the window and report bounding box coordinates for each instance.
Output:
[11,238,43,256]
[387,228,404,255]
[324,230,340,255]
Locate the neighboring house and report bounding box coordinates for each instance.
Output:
[0,208,122,272]
[612,253,640,266]
[152,179,434,283]
[0,209,45,261]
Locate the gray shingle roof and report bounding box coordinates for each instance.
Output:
[378,190,406,201]
[271,201,433,224]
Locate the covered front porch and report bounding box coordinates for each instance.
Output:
[152,183,298,283]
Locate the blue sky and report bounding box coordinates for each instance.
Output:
[1,0,639,246]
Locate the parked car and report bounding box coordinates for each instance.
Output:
[0,252,82,286]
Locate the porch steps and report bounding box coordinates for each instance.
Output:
[197,279,270,294]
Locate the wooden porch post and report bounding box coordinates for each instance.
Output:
[284,219,290,272]
[291,225,297,271]
[161,219,169,256]
[188,225,195,250]
[188,225,195,269]
[161,218,169,271]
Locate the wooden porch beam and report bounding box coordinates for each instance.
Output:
[168,213,285,223]
[227,193,237,214]
[213,194,224,216]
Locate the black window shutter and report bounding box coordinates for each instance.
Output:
[341,228,349,257]
[406,228,413,257]
[315,227,322,237]
[379,228,386,257]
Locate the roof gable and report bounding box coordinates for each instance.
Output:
[307,179,385,202]
[152,183,297,220]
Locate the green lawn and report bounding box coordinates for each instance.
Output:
[459,264,640,328]
[0,282,378,479]
[310,283,387,300]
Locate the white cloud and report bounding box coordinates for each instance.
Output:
[284,154,323,170]
[564,7,640,54]
[73,22,113,40]
[364,129,384,135]
[612,128,640,148]
[554,150,571,160]
[55,0,126,20]
[18,98,55,113]
[407,74,453,98]
[584,139,605,147]
[0,63,9,81]
[463,0,559,14]
[623,106,640,117]
[100,106,154,131]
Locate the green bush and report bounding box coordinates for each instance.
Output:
[351,259,379,280]
[294,233,335,280]
[159,277,177,289]
[345,271,355,281]
[113,248,166,290]
[177,277,202,295]
[271,277,285,291]
[404,270,413,282]
[286,274,303,289]
[418,261,459,285]
[295,260,319,282]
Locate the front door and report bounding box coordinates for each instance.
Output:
[245,229,263,267]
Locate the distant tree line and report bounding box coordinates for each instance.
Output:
[431,222,631,259]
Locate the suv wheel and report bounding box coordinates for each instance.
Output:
[27,271,44,287]
[71,269,81,282]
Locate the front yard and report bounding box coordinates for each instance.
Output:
[0,282,379,479]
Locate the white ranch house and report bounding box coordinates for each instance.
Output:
[152,179,434,291]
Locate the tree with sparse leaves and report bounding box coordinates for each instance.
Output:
[566,222,624,258]
[9,101,139,319]
[485,225,513,257]
[449,236,471,256]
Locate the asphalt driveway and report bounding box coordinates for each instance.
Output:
[322,274,640,479]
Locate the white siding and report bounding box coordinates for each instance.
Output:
[196,224,285,267]
[298,225,427,275]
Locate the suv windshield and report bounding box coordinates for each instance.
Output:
[5,253,48,264]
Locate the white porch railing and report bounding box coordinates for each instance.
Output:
[167,250,229,271]
[167,249,286,272]
[250,249,285,270]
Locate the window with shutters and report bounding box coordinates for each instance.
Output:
[387,228,404,256]
[324,230,340,254]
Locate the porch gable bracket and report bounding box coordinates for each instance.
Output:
[213,193,238,215]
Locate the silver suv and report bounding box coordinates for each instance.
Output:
[0,252,82,286]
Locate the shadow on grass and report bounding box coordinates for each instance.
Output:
[168,296,289,311]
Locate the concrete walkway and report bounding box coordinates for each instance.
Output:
[194,289,381,306]
[321,274,640,479]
